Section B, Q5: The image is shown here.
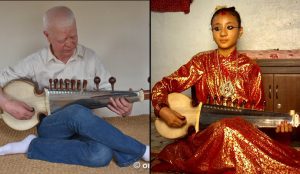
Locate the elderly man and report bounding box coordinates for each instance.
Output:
[0,6,149,167]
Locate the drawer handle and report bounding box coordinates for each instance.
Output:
[275,85,278,99]
[277,103,282,109]
[268,85,272,99]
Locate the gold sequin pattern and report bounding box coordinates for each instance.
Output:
[152,118,300,173]
[152,49,264,116]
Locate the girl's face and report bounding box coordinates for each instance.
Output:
[211,12,243,54]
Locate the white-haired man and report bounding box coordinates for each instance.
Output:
[0,6,149,167]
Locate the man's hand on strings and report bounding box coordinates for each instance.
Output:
[108,97,133,117]
[3,99,35,120]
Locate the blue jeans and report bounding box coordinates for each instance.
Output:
[27,104,146,167]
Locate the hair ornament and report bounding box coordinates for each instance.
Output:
[215,5,227,12]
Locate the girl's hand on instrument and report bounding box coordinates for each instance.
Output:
[3,99,34,120]
[107,97,133,117]
[159,107,186,128]
[275,121,292,133]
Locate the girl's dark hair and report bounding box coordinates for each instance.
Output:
[210,7,241,27]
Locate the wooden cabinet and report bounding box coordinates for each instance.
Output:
[257,59,300,113]
[261,74,300,113]
[257,59,300,144]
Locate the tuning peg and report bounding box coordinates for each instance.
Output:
[49,79,53,90]
[83,80,87,90]
[233,99,238,108]
[77,80,81,91]
[94,76,101,90]
[220,96,225,106]
[227,97,232,107]
[109,77,116,91]
[71,79,76,90]
[64,79,70,90]
[241,100,246,108]
[206,95,210,104]
[213,95,218,105]
[54,79,58,89]
[224,97,228,106]
[59,79,63,90]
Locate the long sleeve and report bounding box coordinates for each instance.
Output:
[151,54,206,116]
[246,61,265,110]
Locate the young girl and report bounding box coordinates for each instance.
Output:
[151,7,300,173]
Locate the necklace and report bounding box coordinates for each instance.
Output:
[216,50,238,98]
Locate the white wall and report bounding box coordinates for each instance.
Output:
[0,1,149,117]
[151,0,300,97]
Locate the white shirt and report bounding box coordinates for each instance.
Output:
[0,44,111,91]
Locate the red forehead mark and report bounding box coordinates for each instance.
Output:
[220,11,227,15]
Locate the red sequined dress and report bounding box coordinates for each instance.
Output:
[151,49,300,173]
